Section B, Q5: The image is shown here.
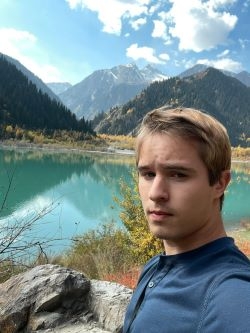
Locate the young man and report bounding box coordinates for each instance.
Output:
[123,107,250,333]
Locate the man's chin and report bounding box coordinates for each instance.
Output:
[150,227,180,242]
[150,229,170,240]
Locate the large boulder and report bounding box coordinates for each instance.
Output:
[0,265,132,333]
[90,280,133,333]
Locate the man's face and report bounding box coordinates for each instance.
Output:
[137,133,227,253]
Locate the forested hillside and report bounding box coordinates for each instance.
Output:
[0,55,93,134]
[95,68,250,146]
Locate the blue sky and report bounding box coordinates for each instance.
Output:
[0,0,249,84]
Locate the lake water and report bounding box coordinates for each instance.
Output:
[0,148,249,254]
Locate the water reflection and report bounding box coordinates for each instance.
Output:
[0,148,135,251]
[0,149,134,218]
[0,148,249,252]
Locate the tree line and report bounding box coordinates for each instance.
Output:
[0,55,94,135]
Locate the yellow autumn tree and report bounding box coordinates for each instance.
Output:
[115,170,163,265]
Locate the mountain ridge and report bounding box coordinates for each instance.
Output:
[95,67,250,147]
[47,82,72,95]
[58,63,168,120]
[51,63,250,123]
[0,55,93,134]
[178,64,250,87]
[0,53,60,102]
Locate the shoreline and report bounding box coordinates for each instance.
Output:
[0,141,135,156]
[1,141,249,162]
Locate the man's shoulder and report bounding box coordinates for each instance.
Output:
[198,264,250,332]
[199,238,250,272]
[214,267,250,294]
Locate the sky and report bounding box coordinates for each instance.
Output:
[0,0,249,85]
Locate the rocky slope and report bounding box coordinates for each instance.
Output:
[58,63,168,120]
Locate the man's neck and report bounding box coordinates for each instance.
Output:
[163,220,227,255]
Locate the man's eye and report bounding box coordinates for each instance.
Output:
[170,172,187,178]
[141,171,155,179]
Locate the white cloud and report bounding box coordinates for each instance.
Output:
[130,17,147,31]
[152,18,172,45]
[126,43,166,64]
[0,28,37,55]
[159,53,170,61]
[152,19,166,38]
[217,49,230,57]
[197,57,243,72]
[148,3,162,15]
[66,0,81,9]
[65,0,150,35]
[0,28,64,82]
[166,0,238,52]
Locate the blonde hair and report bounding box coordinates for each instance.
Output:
[136,107,231,209]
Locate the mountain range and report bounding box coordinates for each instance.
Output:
[95,67,250,147]
[48,63,250,123]
[56,63,168,120]
[0,52,249,146]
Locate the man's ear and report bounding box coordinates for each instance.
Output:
[213,170,231,198]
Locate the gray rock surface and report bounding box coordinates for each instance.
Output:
[0,264,132,333]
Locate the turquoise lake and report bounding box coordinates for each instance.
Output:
[0,148,249,254]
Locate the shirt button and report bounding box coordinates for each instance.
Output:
[148,281,154,288]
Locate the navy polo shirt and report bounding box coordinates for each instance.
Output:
[123,237,250,333]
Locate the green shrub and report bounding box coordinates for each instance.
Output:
[59,222,133,279]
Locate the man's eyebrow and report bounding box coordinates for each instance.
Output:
[137,165,150,172]
[137,165,154,173]
[163,164,196,172]
[137,164,196,173]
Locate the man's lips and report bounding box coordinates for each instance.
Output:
[148,210,174,220]
[149,210,173,215]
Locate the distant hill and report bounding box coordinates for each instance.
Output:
[0,55,93,134]
[235,71,250,87]
[95,67,250,147]
[47,82,72,95]
[58,63,168,120]
[177,64,208,79]
[178,64,250,87]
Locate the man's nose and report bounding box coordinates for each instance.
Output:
[149,176,169,202]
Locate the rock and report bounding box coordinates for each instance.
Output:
[90,280,133,333]
[0,264,132,333]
